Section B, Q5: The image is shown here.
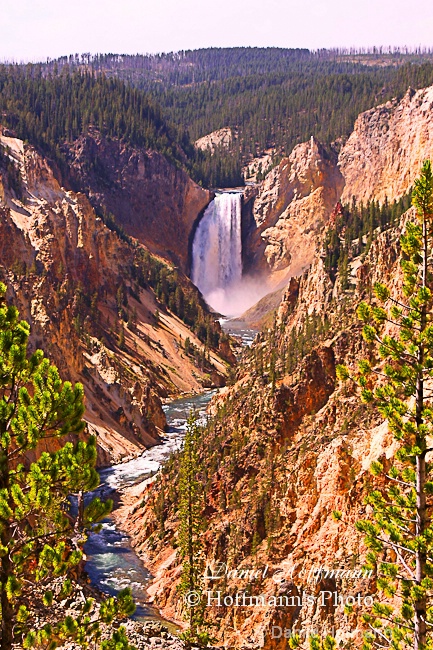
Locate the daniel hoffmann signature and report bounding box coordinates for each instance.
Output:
[204,560,373,584]
[182,560,375,609]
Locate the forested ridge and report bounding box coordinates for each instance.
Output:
[0,67,190,176]
[47,47,433,87]
[4,49,433,187]
[42,48,433,185]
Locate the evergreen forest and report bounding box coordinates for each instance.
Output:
[43,48,433,183]
[3,48,433,186]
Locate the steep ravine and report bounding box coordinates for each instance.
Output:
[104,85,433,647]
[5,79,433,649]
[85,390,216,627]
[0,132,232,466]
[114,84,433,647]
[115,215,409,648]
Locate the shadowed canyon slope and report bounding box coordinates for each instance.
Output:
[0,133,231,465]
[64,131,212,271]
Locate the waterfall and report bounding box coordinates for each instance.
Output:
[191,192,243,314]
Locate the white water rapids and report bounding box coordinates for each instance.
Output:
[191,192,243,315]
[84,334,257,626]
[84,391,215,626]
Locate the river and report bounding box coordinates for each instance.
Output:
[84,321,255,624]
[84,390,216,624]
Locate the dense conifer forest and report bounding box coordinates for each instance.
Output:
[324,193,413,286]
[44,48,433,184]
[0,67,188,175]
[3,48,433,186]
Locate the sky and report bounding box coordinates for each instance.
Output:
[1,0,433,62]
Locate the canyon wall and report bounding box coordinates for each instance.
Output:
[0,133,230,465]
[4,81,433,645]
[116,215,407,648]
[64,130,212,271]
[244,138,344,285]
[244,84,433,284]
[113,84,433,647]
[339,86,433,204]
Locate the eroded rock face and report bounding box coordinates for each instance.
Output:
[243,84,433,285]
[0,134,230,465]
[275,344,336,440]
[339,86,433,204]
[242,150,275,183]
[245,138,344,283]
[195,127,233,153]
[64,131,212,271]
[114,220,407,648]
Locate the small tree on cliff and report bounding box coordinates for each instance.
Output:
[178,413,212,648]
[0,282,135,649]
[336,161,433,650]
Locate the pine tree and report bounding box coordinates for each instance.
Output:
[0,283,135,649]
[336,161,433,650]
[177,413,211,648]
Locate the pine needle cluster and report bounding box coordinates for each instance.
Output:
[0,282,135,649]
[336,161,433,650]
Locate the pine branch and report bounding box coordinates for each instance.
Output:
[10,527,72,554]
[380,616,415,632]
[395,573,417,582]
[393,547,416,580]
[389,297,417,312]
[376,535,416,556]
[385,475,413,488]
[374,335,419,362]
[368,624,392,646]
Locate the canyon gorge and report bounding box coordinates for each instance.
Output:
[2,50,433,650]
[107,85,433,648]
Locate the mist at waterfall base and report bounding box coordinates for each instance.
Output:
[191,192,270,317]
[201,275,271,318]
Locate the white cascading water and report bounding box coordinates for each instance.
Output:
[191,192,243,315]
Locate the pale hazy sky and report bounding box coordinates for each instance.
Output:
[1,0,433,62]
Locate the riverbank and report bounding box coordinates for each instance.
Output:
[84,390,217,635]
[26,580,185,650]
[96,324,256,634]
